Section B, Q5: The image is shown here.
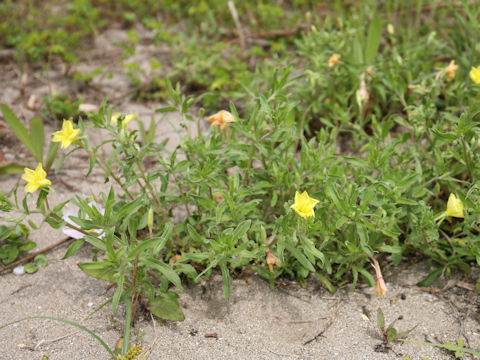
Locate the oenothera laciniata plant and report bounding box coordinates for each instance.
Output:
[2,68,480,353]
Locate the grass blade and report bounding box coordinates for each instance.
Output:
[0,315,115,359]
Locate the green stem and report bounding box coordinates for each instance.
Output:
[461,138,472,182]
[129,252,140,335]
[91,150,135,201]
[243,142,256,186]
[135,158,161,207]
[51,213,105,243]
[176,177,192,218]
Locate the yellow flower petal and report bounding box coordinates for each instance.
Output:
[445,60,458,82]
[22,163,51,193]
[470,66,480,84]
[446,193,464,218]
[207,110,235,130]
[111,113,137,128]
[328,53,340,67]
[290,191,319,219]
[52,119,80,149]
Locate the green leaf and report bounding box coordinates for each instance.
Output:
[78,262,116,282]
[147,291,184,321]
[358,268,375,286]
[44,141,59,172]
[84,235,106,251]
[36,188,49,209]
[0,104,36,156]
[352,34,364,65]
[430,127,457,141]
[396,325,418,340]
[55,154,66,174]
[377,308,385,332]
[24,263,38,274]
[34,254,47,266]
[387,327,397,342]
[87,155,96,177]
[145,117,156,144]
[314,273,336,293]
[365,13,382,64]
[0,163,25,174]
[29,116,44,162]
[45,214,65,229]
[128,237,160,258]
[142,258,183,290]
[0,245,19,264]
[187,224,205,245]
[122,296,132,355]
[155,106,177,113]
[286,243,315,272]
[231,220,251,242]
[112,272,125,314]
[19,241,36,252]
[417,267,443,287]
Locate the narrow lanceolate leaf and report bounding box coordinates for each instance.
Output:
[147,292,184,321]
[0,164,25,174]
[142,258,183,290]
[416,267,443,287]
[365,13,382,65]
[44,141,59,172]
[377,308,385,332]
[29,116,44,162]
[286,243,315,272]
[1,104,36,156]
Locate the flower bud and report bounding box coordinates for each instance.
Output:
[376,276,387,295]
[266,249,281,272]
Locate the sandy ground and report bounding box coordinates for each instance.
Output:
[1,24,480,360]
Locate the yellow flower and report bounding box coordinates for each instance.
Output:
[111,113,138,128]
[116,344,143,360]
[445,60,458,82]
[266,249,281,272]
[328,53,340,67]
[290,191,319,219]
[446,193,464,218]
[21,163,51,193]
[52,119,80,149]
[207,110,235,130]
[470,66,480,84]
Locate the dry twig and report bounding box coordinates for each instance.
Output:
[303,299,341,345]
[228,1,246,50]
[0,237,71,273]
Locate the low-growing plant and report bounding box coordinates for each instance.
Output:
[376,308,416,348]
[403,337,480,359]
[42,94,81,122]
